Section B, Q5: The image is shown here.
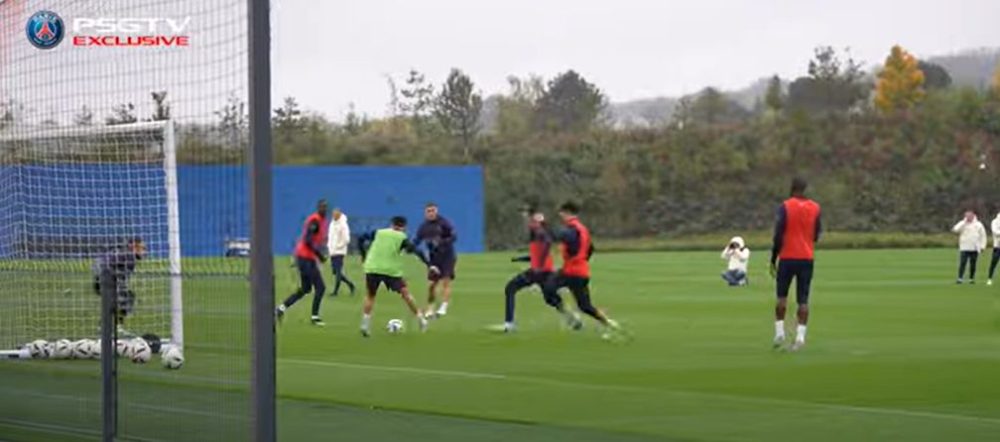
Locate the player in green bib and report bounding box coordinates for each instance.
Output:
[357,216,439,337]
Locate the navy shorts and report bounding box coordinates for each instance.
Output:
[330,255,345,272]
[429,254,457,281]
[296,257,324,294]
[776,259,814,305]
[366,273,407,294]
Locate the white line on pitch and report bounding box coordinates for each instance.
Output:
[280,358,1000,426]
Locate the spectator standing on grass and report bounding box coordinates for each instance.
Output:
[721,236,750,287]
[327,208,356,296]
[988,211,1000,286]
[952,210,987,285]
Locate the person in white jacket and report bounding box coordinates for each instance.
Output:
[721,236,750,287]
[988,212,1000,286]
[327,208,356,296]
[952,210,988,284]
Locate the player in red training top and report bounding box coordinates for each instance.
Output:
[770,177,822,351]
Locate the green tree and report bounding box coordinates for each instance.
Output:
[992,63,1000,99]
[917,61,952,90]
[399,69,436,132]
[73,105,94,126]
[534,70,606,132]
[343,102,368,136]
[495,75,544,139]
[150,91,170,121]
[764,75,784,113]
[688,87,750,125]
[434,68,483,161]
[106,103,137,125]
[216,92,248,147]
[273,96,303,131]
[787,46,870,113]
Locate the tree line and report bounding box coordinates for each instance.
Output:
[4,45,1000,249]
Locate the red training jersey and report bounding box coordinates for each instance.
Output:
[294,212,328,261]
[779,197,821,261]
[561,217,591,278]
[529,228,554,272]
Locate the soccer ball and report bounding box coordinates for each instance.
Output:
[72,340,94,359]
[116,339,135,358]
[26,340,51,359]
[386,319,404,334]
[52,339,73,359]
[161,347,184,370]
[92,339,102,359]
[130,338,152,364]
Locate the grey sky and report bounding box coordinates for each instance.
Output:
[273,0,1000,120]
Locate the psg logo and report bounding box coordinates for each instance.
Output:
[25,10,65,50]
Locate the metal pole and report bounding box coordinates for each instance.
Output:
[248,0,276,440]
[100,269,117,442]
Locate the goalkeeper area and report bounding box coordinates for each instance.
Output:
[0,122,183,355]
[2,248,998,441]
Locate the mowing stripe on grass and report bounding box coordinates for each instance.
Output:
[279,358,508,380]
[282,357,1000,427]
[9,389,249,422]
[0,418,99,440]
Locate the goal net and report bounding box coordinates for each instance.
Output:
[0,121,182,353]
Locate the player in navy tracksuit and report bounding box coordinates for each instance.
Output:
[92,237,147,337]
[502,207,555,332]
[414,203,458,318]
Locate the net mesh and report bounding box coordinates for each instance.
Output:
[0,123,177,347]
[0,0,251,440]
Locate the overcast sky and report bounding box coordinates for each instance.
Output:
[271,0,1000,120]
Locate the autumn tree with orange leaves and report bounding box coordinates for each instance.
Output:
[875,45,925,113]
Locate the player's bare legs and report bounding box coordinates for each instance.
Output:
[360,286,378,337]
[399,286,429,331]
[791,304,809,351]
[774,297,788,347]
[425,280,439,318]
[436,277,453,316]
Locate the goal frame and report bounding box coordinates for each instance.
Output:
[0,120,183,358]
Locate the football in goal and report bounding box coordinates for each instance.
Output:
[0,121,183,360]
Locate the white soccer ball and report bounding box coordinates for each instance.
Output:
[130,338,152,364]
[116,339,132,358]
[72,340,94,359]
[91,339,102,359]
[52,339,73,359]
[161,347,184,370]
[386,319,404,334]
[26,340,51,359]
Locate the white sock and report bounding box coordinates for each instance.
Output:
[774,320,785,338]
[361,313,371,331]
[276,304,286,312]
[796,324,807,343]
[437,302,449,314]
[504,321,515,330]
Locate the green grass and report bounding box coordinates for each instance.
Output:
[598,231,957,252]
[2,249,1000,441]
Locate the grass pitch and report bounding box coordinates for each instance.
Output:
[2,248,999,441]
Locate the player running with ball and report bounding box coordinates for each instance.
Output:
[357,216,440,337]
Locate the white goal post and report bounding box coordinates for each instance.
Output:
[0,121,183,358]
